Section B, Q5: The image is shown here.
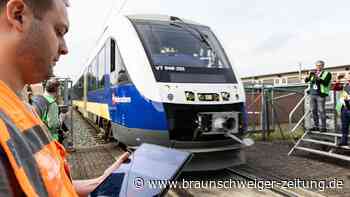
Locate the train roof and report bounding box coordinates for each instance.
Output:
[73,14,206,84]
[126,14,202,25]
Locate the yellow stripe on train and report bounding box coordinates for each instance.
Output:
[73,100,111,120]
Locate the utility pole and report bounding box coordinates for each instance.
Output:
[298,62,302,82]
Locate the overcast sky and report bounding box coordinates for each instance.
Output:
[54,0,350,79]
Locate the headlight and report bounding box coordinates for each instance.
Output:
[167,93,174,101]
[185,91,195,101]
[221,92,230,101]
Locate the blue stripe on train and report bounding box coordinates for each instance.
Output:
[87,84,169,131]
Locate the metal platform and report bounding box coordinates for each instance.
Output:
[288,130,350,162]
[288,89,350,162]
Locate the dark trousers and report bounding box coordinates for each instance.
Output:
[310,95,326,129]
[341,109,350,144]
[58,122,69,144]
[58,130,64,144]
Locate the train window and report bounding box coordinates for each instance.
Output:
[131,20,237,84]
[110,39,130,85]
[105,40,111,75]
[78,76,83,88]
[92,58,98,90]
[99,45,106,89]
[134,22,229,68]
[87,65,94,91]
[87,66,91,91]
[96,55,100,89]
[111,39,116,73]
[116,52,128,84]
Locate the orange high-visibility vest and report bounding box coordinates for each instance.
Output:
[0,81,78,197]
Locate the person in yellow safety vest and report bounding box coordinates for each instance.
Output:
[0,0,129,196]
[305,60,332,132]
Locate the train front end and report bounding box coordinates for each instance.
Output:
[113,15,250,171]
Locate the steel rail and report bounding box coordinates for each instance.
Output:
[225,168,299,197]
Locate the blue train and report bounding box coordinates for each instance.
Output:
[72,14,249,171]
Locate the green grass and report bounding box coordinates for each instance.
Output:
[246,124,305,142]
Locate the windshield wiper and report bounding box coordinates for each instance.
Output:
[170,16,212,50]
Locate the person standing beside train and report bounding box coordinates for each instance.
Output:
[305,60,332,132]
[32,78,66,144]
[0,0,129,196]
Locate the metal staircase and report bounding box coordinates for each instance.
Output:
[288,130,350,161]
[288,91,350,162]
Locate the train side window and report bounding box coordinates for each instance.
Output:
[96,53,100,89]
[117,55,129,84]
[91,60,95,90]
[87,65,93,91]
[117,69,128,84]
[94,57,98,90]
[111,39,116,73]
[78,76,83,88]
[110,39,130,85]
[99,45,106,89]
[87,66,90,91]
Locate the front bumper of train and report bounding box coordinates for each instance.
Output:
[112,123,246,171]
[171,139,246,171]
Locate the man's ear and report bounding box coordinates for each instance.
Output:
[6,0,30,32]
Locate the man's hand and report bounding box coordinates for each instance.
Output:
[103,152,130,177]
[63,130,69,138]
[59,113,67,123]
[72,152,130,196]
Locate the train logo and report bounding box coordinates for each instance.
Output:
[112,93,131,105]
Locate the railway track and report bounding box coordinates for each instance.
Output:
[225,168,300,197]
[66,109,113,149]
[71,109,324,196]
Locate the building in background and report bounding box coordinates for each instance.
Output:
[241,64,350,86]
[242,64,350,127]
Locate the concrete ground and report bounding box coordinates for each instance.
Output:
[244,141,350,197]
[66,110,349,196]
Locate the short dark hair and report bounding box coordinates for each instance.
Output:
[0,0,69,19]
[45,78,60,93]
[316,60,325,66]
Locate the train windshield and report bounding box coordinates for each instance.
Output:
[132,19,237,84]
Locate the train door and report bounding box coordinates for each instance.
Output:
[108,39,131,136]
[100,43,110,106]
[91,43,109,122]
